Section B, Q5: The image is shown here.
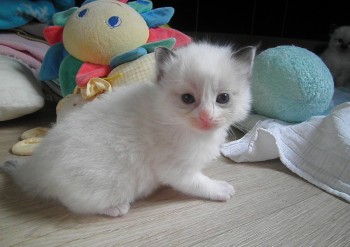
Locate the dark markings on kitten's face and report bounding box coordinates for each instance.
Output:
[232,46,257,79]
[154,42,256,130]
[155,47,177,82]
[232,46,256,64]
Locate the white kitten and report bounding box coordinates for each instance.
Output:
[320,25,350,87]
[2,41,256,217]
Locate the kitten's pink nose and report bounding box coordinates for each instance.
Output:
[198,110,213,129]
[199,110,211,122]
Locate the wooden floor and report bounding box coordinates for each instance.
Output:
[0,103,349,247]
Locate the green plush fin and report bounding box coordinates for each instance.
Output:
[53,7,78,26]
[59,55,83,96]
[128,0,153,13]
[110,47,147,68]
[141,38,176,53]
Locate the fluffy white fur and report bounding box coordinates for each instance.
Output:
[320,25,350,87]
[2,41,256,217]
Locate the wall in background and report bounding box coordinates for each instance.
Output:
[74,0,349,42]
[152,0,349,42]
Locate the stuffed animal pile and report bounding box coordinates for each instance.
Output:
[39,0,191,115]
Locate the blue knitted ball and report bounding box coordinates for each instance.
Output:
[252,45,334,122]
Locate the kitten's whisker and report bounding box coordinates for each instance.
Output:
[166,79,184,83]
[230,123,246,133]
[152,119,184,126]
[226,127,237,141]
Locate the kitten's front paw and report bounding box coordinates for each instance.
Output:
[210,180,235,201]
[101,204,130,217]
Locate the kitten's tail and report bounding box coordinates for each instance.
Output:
[1,159,25,176]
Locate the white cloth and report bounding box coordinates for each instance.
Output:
[0,55,44,121]
[221,102,350,202]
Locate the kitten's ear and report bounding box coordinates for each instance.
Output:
[233,45,257,77]
[233,46,257,68]
[154,47,177,83]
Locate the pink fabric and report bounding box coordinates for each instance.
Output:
[0,33,49,77]
[75,62,111,87]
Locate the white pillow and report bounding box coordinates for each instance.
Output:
[0,56,44,121]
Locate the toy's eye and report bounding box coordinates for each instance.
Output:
[338,38,344,44]
[77,8,88,18]
[216,93,230,104]
[106,16,122,28]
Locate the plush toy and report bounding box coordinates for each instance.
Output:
[251,45,334,122]
[39,0,191,98]
[12,0,191,156]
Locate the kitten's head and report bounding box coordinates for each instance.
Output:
[329,25,350,53]
[153,41,256,133]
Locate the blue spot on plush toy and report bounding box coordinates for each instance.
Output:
[252,45,334,123]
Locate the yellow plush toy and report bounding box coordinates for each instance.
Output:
[39,0,191,106]
[64,1,149,65]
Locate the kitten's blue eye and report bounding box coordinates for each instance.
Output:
[181,93,195,104]
[77,8,88,18]
[216,93,230,104]
[106,16,121,28]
